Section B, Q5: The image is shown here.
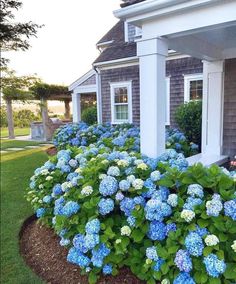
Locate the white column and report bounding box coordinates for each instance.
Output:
[202,60,224,155]
[96,70,102,124]
[137,37,168,158]
[72,92,81,123]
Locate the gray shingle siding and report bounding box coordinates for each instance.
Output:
[80,74,96,86]
[223,59,236,159]
[101,65,140,124]
[166,57,203,125]
[100,57,203,126]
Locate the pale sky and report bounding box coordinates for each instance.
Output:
[5,0,121,86]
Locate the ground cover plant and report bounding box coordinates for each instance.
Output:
[1,127,30,137]
[53,123,199,157]
[27,123,236,284]
[1,141,47,284]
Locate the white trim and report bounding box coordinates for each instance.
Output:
[187,153,228,166]
[69,69,96,91]
[165,77,170,125]
[110,81,133,124]
[73,84,97,94]
[124,21,129,42]
[96,40,114,48]
[184,73,203,102]
[95,69,102,124]
[93,56,138,68]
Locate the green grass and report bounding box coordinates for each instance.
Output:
[1,141,48,284]
[0,139,45,150]
[1,127,30,138]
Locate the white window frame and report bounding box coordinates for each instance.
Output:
[110,81,133,124]
[165,77,170,125]
[184,73,203,102]
[135,26,142,37]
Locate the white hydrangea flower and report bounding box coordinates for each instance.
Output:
[61,181,72,192]
[75,167,82,173]
[46,176,53,181]
[127,175,136,183]
[115,239,121,244]
[150,170,161,182]
[137,162,148,170]
[81,186,93,196]
[132,179,144,190]
[231,241,236,252]
[180,209,195,222]
[161,280,170,284]
[99,174,107,180]
[117,159,129,167]
[205,235,219,246]
[41,169,49,176]
[167,194,178,207]
[134,159,144,165]
[101,159,109,165]
[121,225,131,236]
[39,184,44,189]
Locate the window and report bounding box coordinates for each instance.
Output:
[110,82,132,124]
[135,26,142,38]
[184,74,203,102]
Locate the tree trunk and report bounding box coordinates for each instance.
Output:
[64,100,70,120]
[6,99,15,139]
[41,98,51,141]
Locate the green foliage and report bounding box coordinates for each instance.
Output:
[175,101,202,147]
[81,106,97,125]
[1,0,41,66]
[26,145,236,284]
[0,107,39,128]
[30,82,69,99]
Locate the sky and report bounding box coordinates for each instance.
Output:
[6,0,121,86]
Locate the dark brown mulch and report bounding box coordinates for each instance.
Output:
[19,216,146,284]
[46,146,57,156]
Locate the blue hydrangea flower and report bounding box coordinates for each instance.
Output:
[185,232,204,256]
[120,197,135,216]
[84,234,100,250]
[146,246,159,261]
[153,258,164,271]
[183,197,202,210]
[147,221,166,241]
[119,180,131,191]
[150,170,161,182]
[203,253,226,277]
[91,243,110,268]
[224,199,236,220]
[62,201,80,217]
[107,166,120,177]
[174,249,192,272]
[103,264,113,275]
[187,184,204,198]
[60,238,70,246]
[173,272,195,284]
[166,223,177,235]
[145,199,172,221]
[85,219,100,234]
[115,192,124,201]
[99,176,118,196]
[98,198,114,215]
[36,207,45,218]
[73,234,88,253]
[127,216,136,227]
[206,194,223,217]
[67,247,90,268]
[53,184,63,195]
[195,225,208,237]
[167,194,178,207]
[43,195,52,203]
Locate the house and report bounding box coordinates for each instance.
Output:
[69,0,236,165]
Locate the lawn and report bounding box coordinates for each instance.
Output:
[1,141,48,284]
[1,127,30,138]
[1,139,45,150]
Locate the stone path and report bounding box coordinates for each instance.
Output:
[1,143,52,154]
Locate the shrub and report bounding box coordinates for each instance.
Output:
[53,123,199,157]
[13,109,39,127]
[81,106,97,125]
[26,146,236,284]
[175,101,202,148]
[0,106,8,127]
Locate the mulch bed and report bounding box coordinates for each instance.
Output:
[46,146,57,156]
[19,216,146,284]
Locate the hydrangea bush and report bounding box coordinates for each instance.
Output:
[27,144,236,284]
[53,123,198,157]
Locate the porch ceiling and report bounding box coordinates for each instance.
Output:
[166,23,236,61]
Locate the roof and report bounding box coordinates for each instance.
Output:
[120,0,146,8]
[93,42,136,64]
[97,20,124,46]
[94,20,137,64]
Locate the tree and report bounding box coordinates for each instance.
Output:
[0,0,42,66]
[1,67,39,138]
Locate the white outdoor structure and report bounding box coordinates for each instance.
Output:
[69,69,102,124]
[114,0,236,165]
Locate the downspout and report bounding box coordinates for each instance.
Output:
[94,66,102,124]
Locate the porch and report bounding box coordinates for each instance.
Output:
[114,0,236,165]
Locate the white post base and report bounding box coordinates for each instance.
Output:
[72,92,81,123]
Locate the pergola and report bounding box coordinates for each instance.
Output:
[5,84,72,140]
